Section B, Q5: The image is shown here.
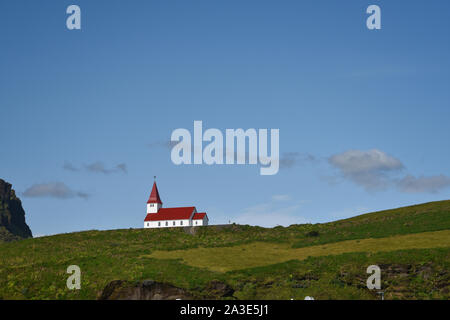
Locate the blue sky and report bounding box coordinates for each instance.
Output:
[1,0,449,236]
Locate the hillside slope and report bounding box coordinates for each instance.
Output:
[0,200,448,300]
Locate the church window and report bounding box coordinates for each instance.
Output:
[158,222,160,226]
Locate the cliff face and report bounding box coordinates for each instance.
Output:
[0,179,32,242]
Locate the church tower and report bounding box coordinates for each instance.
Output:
[147,181,162,214]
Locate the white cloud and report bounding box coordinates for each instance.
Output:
[62,162,79,172]
[396,174,450,194]
[280,152,317,169]
[84,162,127,174]
[64,161,127,174]
[329,149,403,174]
[329,149,403,191]
[23,182,89,199]
[328,149,450,194]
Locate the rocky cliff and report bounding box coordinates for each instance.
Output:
[0,179,32,242]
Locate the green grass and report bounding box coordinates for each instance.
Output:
[226,248,450,300]
[290,200,450,248]
[0,200,449,300]
[148,230,450,272]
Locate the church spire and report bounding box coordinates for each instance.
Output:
[147,181,162,205]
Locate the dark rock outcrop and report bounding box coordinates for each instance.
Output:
[98,280,194,300]
[0,179,32,242]
[337,262,449,299]
[99,279,236,300]
[204,280,235,298]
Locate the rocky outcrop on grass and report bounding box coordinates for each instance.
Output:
[0,179,32,242]
[98,280,195,300]
[204,280,235,298]
[98,279,236,300]
[337,262,450,299]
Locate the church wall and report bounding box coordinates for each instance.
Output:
[144,219,191,228]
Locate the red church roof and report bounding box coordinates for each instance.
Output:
[144,206,196,221]
[193,212,207,220]
[147,182,162,204]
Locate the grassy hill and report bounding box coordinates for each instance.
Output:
[0,200,449,300]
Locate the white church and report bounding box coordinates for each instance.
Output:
[144,181,209,228]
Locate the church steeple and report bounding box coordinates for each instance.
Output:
[147,181,162,204]
[147,180,162,213]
